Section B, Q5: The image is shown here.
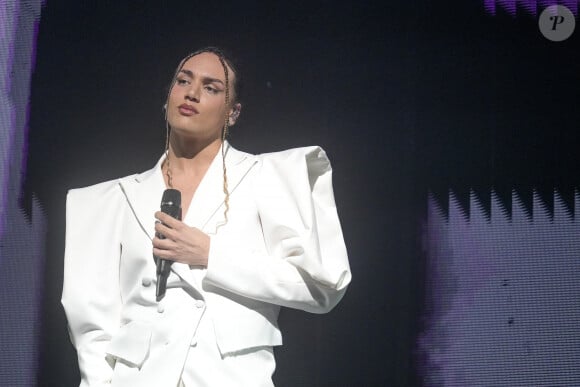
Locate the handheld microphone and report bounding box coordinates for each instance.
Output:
[156,189,182,301]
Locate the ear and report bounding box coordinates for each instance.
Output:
[228,103,242,126]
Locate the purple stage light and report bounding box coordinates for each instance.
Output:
[484,0,578,17]
[419,189,580,386]
[0,1,45,386]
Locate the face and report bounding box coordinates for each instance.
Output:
[166,52,238,141]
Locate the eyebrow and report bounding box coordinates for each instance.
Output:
[179,69,225,85]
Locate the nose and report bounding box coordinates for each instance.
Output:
[186,83,201,102]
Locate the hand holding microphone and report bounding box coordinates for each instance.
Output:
[153,189,211,301]
[154,189,182,301]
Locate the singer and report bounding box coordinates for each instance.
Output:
[61,47,351,387]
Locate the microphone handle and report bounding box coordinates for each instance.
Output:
[156,260,171,302]
[155,205,182,302]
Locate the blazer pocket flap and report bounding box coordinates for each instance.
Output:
[208,293,282,354]
[106,321,152,368]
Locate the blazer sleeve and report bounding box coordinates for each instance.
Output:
[204,146,351,313]
[61,181,124,387]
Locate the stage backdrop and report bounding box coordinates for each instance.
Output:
[7,1,579,386]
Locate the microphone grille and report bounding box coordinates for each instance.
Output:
[161,188,181,208]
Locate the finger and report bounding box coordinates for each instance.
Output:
[152,236,174,249]
[154,222,176,240]
[152,247,179,261]
[155,211,181,227]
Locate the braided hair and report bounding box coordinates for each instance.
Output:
[164,47,241,225]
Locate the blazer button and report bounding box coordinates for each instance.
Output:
[195,300,205,309]
[157,304,165,313]
[142,278,152,287]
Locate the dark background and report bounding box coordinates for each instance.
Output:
[26,1,579,386]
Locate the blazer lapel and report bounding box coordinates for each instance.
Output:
[184,142,257,234]
[118,156,166,241]
[170,143,257,289]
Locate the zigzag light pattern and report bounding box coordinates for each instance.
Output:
[418,190,580,386]
[484,0,578,17]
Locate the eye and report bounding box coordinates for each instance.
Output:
[176,78,189,86]
[204,85,219,94]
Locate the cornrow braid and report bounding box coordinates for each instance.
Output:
[217,54,231,224]
[164,47,238,224]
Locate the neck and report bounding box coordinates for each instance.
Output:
[163,134,224,189]
[167,135,222,171]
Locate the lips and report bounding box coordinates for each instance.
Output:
[178,104,198,116]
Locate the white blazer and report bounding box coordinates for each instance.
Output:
[61,143,351,387]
